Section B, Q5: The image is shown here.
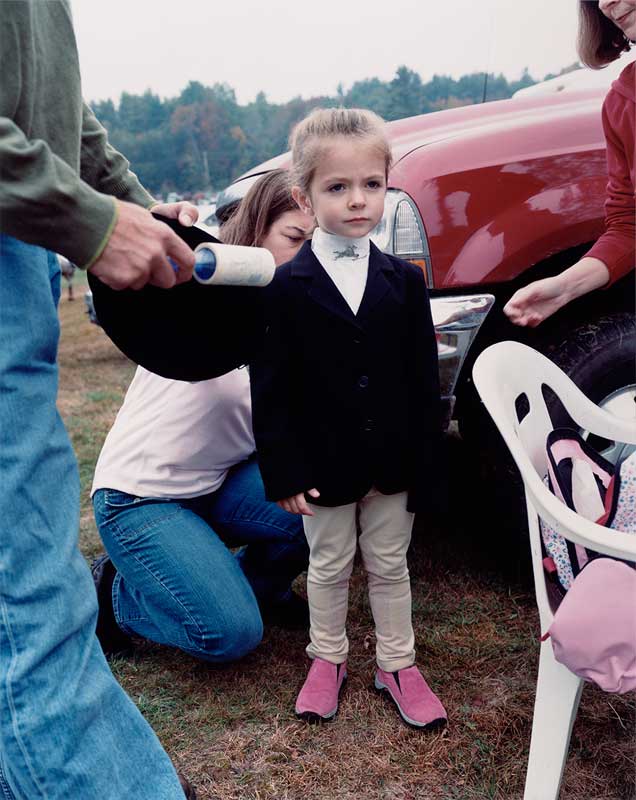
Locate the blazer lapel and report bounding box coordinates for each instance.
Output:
[355,243,394,325]
[291,241,362,329]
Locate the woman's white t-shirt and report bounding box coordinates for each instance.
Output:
[91,366,255,500]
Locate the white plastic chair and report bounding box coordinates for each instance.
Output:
[471,341,636,800]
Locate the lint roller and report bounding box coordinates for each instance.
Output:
[192,242,276,287]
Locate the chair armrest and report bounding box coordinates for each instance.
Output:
[555,392,636,446]
[525,468,636,561]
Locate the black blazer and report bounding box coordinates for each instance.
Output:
[250,240,443,513]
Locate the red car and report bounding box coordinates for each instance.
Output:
[214,70,635,462]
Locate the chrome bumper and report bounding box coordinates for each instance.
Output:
[432,293,495,426]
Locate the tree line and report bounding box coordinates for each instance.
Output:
[92,65,561,197]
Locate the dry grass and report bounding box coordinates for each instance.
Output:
[58,277,635,800]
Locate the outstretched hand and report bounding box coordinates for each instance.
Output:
[277,489,321,515]
[89,200,196,291]
[503,275,567,327]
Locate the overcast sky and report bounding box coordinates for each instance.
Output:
[73,0,582,106]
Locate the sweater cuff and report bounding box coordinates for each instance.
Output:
[49,183,120,269]
[83,197,118,270]
[73,180,153,269]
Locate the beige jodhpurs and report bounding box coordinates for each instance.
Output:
[302,488,415,672]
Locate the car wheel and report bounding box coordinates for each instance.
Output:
[542,312,636,464]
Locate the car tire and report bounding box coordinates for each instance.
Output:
[541,313,636,460]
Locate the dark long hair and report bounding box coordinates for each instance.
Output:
[219,169,297,246]
[578,1,632,68]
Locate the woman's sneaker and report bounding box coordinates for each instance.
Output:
[374,665,447,730]
[295,657,347,723]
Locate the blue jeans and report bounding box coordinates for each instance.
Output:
[0,235,185,799]
[92,456,308,661]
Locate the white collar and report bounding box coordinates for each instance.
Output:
[311,228,370,265]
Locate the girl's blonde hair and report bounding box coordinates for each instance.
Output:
[289,107,392,194]
[219,169,298,247]
[578,0,632,68]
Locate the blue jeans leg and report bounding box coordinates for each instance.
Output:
[202,455,309,603]
[0,236,184,800]
[92,457,308,662]
[93,489,264,662]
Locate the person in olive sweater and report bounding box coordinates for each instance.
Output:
[0,2,197,798]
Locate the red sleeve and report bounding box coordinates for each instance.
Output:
[585,92,635,287]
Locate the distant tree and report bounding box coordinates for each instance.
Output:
[344,77,392,118]
[386,66,430,120]
[178,81,208,106]
[119,90,166,134]
[89,63,542,194]
[423,74,455,105]
[92,98,118,128]
[543,62,581,81]
[509,67,537,95]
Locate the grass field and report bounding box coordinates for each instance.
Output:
[58,274,635,800]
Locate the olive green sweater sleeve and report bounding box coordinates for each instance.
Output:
[0,1,155,268]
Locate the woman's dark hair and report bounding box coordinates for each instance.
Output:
[219,169,297,246]
[578,1,633,68]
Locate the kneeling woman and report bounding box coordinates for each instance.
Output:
[91,170,314,660]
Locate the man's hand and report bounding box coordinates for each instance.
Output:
[277,488,321,515]
[89,200,196,290]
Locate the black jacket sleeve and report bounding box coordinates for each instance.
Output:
[249,279,316,502]
[404,265,447,515]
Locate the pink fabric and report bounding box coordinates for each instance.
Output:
[375,666,447,728]
[542,436,617,588]
[549,439,613,487]
[612,451,636,533]
[295,657,346,720]
[547,558,636,694]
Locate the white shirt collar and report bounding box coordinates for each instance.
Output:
[311,228,370,265]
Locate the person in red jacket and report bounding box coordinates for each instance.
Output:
[504,0,634,327]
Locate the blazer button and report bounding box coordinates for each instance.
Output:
[357,375,369,389]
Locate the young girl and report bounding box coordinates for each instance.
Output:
[505,0,634,326]
[250,108,447,729]
[91,170,314,662]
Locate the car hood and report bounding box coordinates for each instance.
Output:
[235,87,607,182]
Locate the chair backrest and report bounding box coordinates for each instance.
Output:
[472,341,636,628]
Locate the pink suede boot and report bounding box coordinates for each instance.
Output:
[295,657,347,722]
[375,665,447,730]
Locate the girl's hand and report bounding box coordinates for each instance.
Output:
[277,489,320,515]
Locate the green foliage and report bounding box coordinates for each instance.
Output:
[90,65,542,196]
